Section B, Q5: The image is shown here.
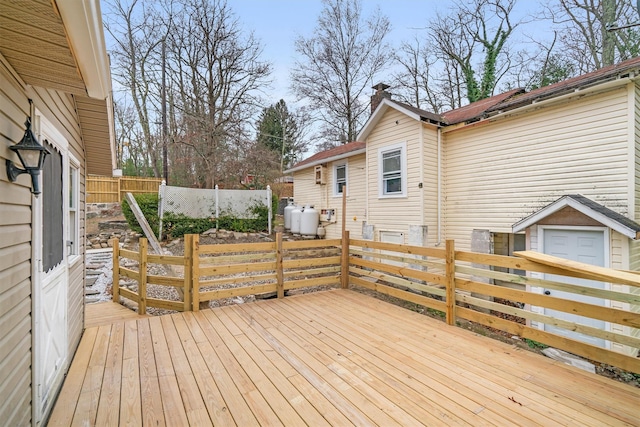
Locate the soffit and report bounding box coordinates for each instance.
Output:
[0,0,87,96]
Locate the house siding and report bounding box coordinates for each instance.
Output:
[292,153,366,239]
[421,125,440,245]
[444,86,631,252]
[365,109,424,243]
[0,56,35,426]
[1,56,88,423]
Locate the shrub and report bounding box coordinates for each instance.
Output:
[121,193,160,235]
[163,213,215,239]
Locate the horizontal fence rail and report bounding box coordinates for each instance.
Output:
[87,175,163,203]
[111,233,640,374]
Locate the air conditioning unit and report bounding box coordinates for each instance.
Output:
[314,165,327,185]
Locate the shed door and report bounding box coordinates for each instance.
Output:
[542,228,606,347]
[33,134,68,423]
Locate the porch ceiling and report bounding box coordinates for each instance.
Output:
[0,0,86,95]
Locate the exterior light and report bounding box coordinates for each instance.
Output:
[6,117,50,196]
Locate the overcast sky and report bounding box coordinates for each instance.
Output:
[228,0,550,107]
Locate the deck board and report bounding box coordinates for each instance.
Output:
[85,302,148,328]
[51,289,640,426]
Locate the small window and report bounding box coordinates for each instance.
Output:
[378,142,406,197]
[68,159,80,259]
[334,163,347,196]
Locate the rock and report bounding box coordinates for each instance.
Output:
[85,276,98,286]
[202,228,218,236]
[233,232,248,239]
[232,296,244,304]
[85,288,100,296]
[542,348,596,373]
[100,242,108,248]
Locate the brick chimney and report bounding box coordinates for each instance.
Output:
[371,83,391,114]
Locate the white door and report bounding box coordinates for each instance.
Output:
[542,228,607,347]
[33,121,68,424]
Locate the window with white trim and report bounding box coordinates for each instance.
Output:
[378,142,406,197]
[68,156,80,260]
[334,162,347,196]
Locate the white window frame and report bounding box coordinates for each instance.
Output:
[378,141,407,198]
[68,153,81,264]
[333,161,348,197]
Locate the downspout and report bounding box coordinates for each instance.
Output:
[435,126,442,246]
[419,121,425,231]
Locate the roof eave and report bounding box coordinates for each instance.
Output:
[56,0,111,99]
[284,148,366,174]
[357,98,423,141]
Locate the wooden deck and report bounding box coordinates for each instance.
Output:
[85,301,148,328]
[51,290,640,426]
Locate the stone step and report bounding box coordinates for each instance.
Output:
[85,288,100,296]
[86,276,98,286]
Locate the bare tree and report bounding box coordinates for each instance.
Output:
[429,0,518,104]
[544,0,640,73]
[166,0,272,188]
[105,0,165,177]
[291,0,391,146]
[393,36,448,113]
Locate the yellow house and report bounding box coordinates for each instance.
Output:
[289,57,640,356]
[0,1,114,424]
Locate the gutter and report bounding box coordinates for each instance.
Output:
[435,127,442,246]
[56,0,111,99]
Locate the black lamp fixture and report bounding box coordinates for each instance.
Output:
[6,114,50,196]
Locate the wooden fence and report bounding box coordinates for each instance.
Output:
[87,175,163,203]
[111,232,640,374]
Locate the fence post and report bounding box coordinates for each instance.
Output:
[445,239,456,326]
[341,230,350,289]
[158,179,166,240]
[267,185,272,234]
[276,232,284,298]
[215,184,219,230]
[117,176,122,202]
[112,238,120,303]
[185,234,199,311]
[139,238,148,314]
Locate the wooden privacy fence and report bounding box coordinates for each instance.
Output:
[87,175,163,203]
[111,232,640,374]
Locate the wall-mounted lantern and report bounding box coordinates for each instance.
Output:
[6,117,50,196]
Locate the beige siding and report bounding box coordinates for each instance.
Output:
[292,154,366,239]
[1,56,88,423]
[422,125,440,245]
[0,57,34,426]
[444,87,631,251]
[365,109,424,243]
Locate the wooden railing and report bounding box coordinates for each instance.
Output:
[111,232,640,374]
[87,175,163,203]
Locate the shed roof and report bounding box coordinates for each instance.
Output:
[512,195,640,240]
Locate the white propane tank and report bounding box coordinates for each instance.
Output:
[300,205,320,236]
[290,205,303,234]
[284,200,295,230]
[316,226,326,239]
